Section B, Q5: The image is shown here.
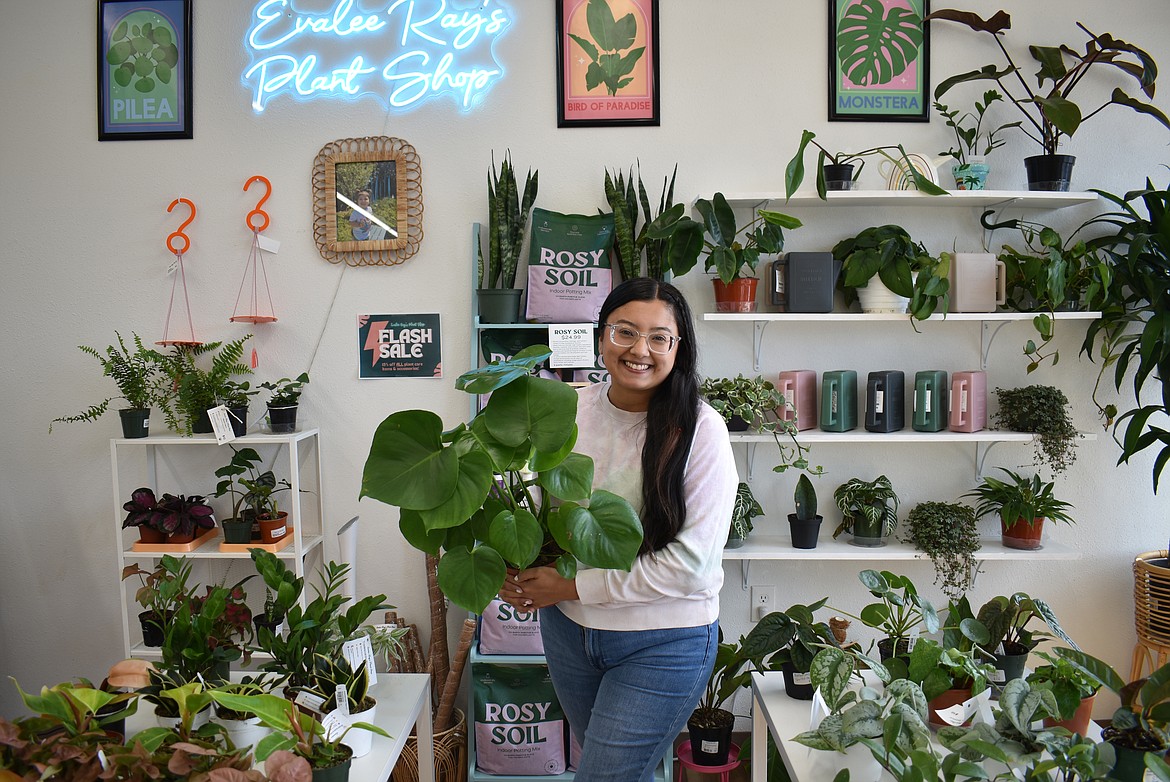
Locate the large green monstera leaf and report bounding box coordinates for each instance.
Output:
[837,0,924,87]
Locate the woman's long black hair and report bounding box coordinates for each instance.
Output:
[597,278,701,554]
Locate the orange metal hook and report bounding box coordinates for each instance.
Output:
[244,175,272,233]
[166,197,196,255]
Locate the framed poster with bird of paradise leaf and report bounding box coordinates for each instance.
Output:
[556,0,660,127]
[829,0,929,122]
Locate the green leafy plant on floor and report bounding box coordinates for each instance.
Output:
[568,0,646,97]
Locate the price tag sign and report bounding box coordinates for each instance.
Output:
[208,405,237,444]
[548,323,595,369]
[294,690,326,714]
[343,636,378,686]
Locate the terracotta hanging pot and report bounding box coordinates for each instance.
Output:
[712,278,758,313]
[1002,516,1044,550]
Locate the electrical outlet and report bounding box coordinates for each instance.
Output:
[750,585,776,622]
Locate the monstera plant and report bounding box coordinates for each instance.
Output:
[361,346,644,614]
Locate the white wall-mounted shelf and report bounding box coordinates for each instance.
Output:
[704,190,1098,210]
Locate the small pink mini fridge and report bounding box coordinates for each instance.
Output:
[777,370,817,431]
[949,370,987,432]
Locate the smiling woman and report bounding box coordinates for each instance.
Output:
[312,136,423,267]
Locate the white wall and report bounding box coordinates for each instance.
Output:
[1,0,1168,720]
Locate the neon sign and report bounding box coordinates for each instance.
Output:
[243,0,511,112]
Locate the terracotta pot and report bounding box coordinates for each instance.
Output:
[137,526,166,544]
[259,512,289,543]
[928,687,973,728]
[1044,692,1096,736]
[167,530,195,544]
[1002,516,1044,550]
[712,278,758,313]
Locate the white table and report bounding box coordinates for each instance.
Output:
[750,670,1103,782]
[125,673,434,782]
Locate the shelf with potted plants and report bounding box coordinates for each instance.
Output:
[111,427,325,659]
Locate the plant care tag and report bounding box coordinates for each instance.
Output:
[699,739,719,754]
[934,691,984,726]
[98,749,110,770]
[321,711,348,742]
[334,684,350,719]
[907,628,919,652]
[257,234,280,254]
[809,687,829,730]
[294,690,326,714]
[343,636,378,686]
[208,405,237,444]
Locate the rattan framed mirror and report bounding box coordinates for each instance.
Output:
[312,136,423,267]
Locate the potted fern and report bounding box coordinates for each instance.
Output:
[51,331,168,439]
[155,335,253,436]
[477,151,538,323]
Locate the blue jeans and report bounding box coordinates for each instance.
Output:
[539,604,718,782]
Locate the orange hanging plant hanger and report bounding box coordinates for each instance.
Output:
[231,174,279,324]
[157,197,203,347]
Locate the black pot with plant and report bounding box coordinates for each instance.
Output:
[927,9,1170,191]
[51,331,168,439]
[727,482,763,549]
[784,130,949,199]
[991,385,1079,475]
[831,569,939,679]
[261,372,309,433]
[477,151,537,324]
[832,475,899,546]
[741,599,840,701]
[221,379,258,437]
[685,630,751,766]
[976,592,1077,684]
[787,474,822,549]
[903,501,981,599]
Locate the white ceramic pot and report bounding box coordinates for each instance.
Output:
[856,278,910,314]
[155,705,211,731]
[340,701,377,758]
[220,715,272,756]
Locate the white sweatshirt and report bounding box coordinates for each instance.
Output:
[558,382,739,631]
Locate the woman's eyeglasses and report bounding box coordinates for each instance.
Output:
[603,323,681,354]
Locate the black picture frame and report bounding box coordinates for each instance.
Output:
[556,0,660,128]
[829,0,929,122]
[98,0,193,141]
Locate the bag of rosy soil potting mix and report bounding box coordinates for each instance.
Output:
[525,208,615,324]
[474,664,566,775]
[478,597,544,655]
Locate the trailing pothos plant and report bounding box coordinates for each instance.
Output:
[360,345,644,614]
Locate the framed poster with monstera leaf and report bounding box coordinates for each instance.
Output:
[829,0,929,122]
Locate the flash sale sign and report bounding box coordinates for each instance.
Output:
[358,313,442,378]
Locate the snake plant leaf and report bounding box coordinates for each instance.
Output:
[417,448,493,530]
[398,508,443,555]
[555,490,642,570]
[484,374,578,452]
[437,543,507,615]
[539,452,593,502]
[361,410,459,511]
[487,508,544,568]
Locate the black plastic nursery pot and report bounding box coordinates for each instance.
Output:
[228,405,249,437]
[686,713,734,766]
[193,409,214,434]
[221,519,252,544]
[138,610,166,647]
[119,408,150,438]
[268,404,299,433]
[991,643,1029,687]
[1024,154,1075,192]
[788,514,822,549]
[781,662,815,701]
[823,163,855,191]
[311,747,354,782]
[477,288,523,324]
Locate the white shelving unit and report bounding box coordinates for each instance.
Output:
[702,191,1098,571]
[111,428,326,659]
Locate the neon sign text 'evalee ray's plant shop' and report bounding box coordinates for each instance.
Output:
[243,0,511,112]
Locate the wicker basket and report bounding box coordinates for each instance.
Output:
[1134,551,1170,645]
[391,708,467,782]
